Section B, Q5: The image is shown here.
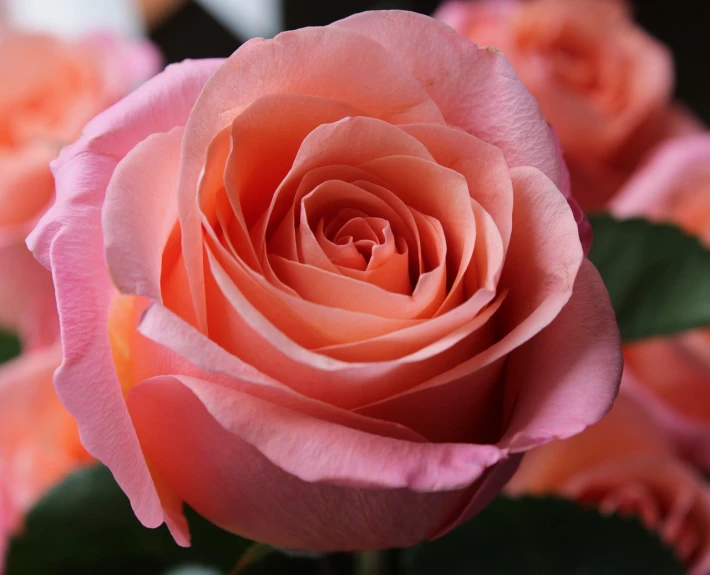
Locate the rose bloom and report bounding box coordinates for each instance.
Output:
[611,135,710,473]
[0,30,161,345]
[30,11,622,550]
[507,394,710,574]
[435,0,703,211]
[0,30,160,564]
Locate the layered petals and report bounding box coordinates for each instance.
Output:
[31,11,620,549]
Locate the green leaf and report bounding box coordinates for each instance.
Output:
[403,495,684,575]
[0,329,21,364]
[588,214,710,341]
[6,464,251,575]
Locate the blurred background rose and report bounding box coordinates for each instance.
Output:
[611,135,710,472]
[434,0,704,212]
[506,395,710,574]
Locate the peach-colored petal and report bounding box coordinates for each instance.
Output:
[177,25,446,331]
[127,375,505,550]
[27,59,221,541]
[401,123,513,253]
[358,155,476,305]
[103,126,183,300]
[216,93,366,271]
[263,116,435,252]
[348,167,587,434]
[335,10,564,190]
[391,166,582,398]
[204,231,420,348]
[137,302,430,442]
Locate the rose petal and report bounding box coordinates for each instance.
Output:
[103,126,183,300]
[177,25,446,331]
[500,259,622,451]
[334,10,563,189]
[26,59,221,540]
[127,375,504,549]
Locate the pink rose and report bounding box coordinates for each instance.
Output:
[30,11,621,550]
[435,0,703,211]
[0,30,161,345]
[507,394,710,574]
[611,135,710,472]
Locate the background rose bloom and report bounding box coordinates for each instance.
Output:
[30,11,621,550]
[507,394,710,575]
[435,0,703,211]
[0,344,92,565]
[0,30,161,346]
[611,135,710,472]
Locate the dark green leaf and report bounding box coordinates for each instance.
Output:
[403,495,684,575]
[0,329,21,364]
[236,553,322,575]
[6,464,251,575]
[163,567,223,575]
[588,214,710,341]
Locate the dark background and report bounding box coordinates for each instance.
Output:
[150,0,710,124]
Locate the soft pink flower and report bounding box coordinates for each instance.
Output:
[435,0,703,211]
[507,394,710,574]
[30,11,621,549]
[0,30,161,343]
[611,135,710,472]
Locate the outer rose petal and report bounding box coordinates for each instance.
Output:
[127,375,507,550]
[335,10,591,252]
[500,259,622,451]
[27,59,222,541]
[334,10,563,191]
